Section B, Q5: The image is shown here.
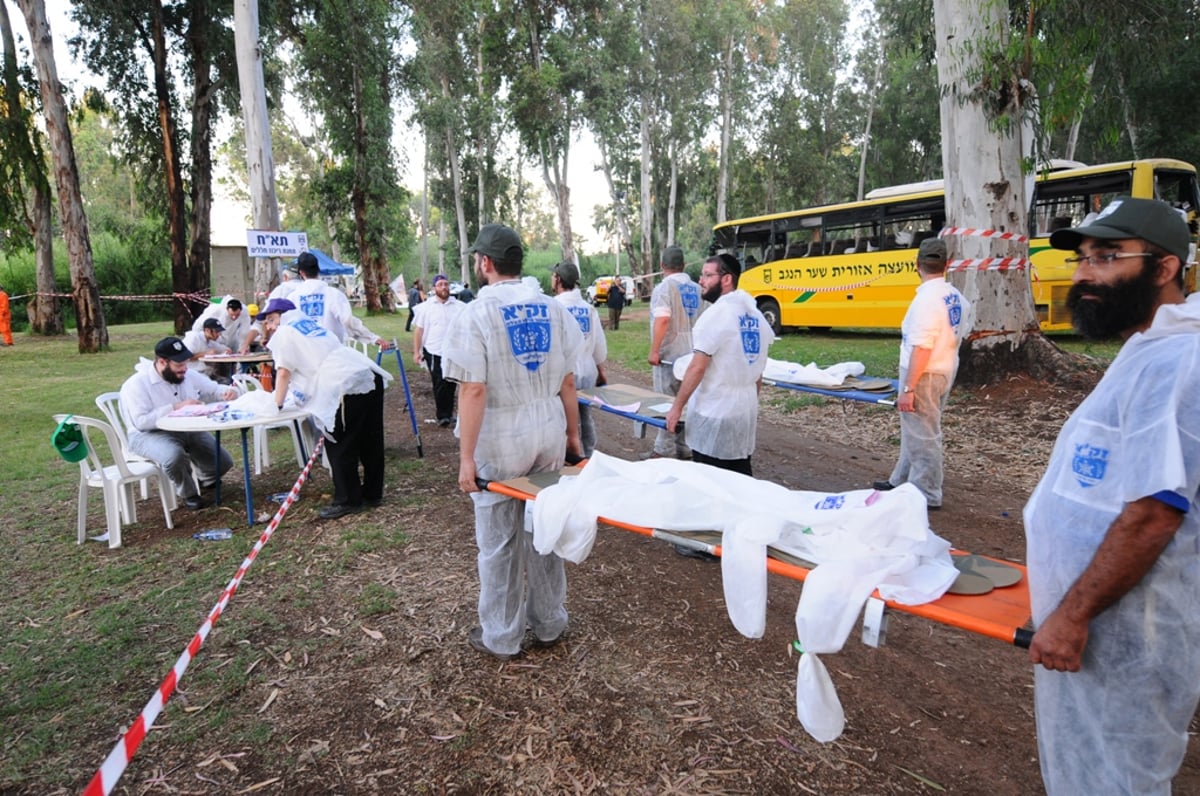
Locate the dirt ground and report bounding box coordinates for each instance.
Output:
[76,357,1200,794]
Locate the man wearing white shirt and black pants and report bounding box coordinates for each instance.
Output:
[291,251,388,349]
[413,273,465,427]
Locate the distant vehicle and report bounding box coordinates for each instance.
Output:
[587,275,635,306]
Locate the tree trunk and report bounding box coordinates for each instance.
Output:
[443,113,469,279]
[543,148,574,264]
[188,0,214,311]
[148,2,195,334]
[17,0,107,351]
[857,55,882,202]
[639,102,652,277]
[596,135,638,284]
[667,140,678,246]
[716,33,734,225]
[233,0,282,300]
[934,0,1054,386]
[30,183,61,334]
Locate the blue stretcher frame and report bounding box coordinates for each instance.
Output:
[764,377,899,406]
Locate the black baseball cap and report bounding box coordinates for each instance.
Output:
[1050,197,1190,263]
[202,318,225,332]
[155,337,192,362]
[469,224,524,263]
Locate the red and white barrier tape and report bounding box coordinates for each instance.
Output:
[939,227,1029,243]
[10,290,210,304]
[81,436,325,796]
[775,276,881,293]
[946,258,1030,272]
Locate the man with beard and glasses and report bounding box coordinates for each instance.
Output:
[665,253,773,478]
[119,337,238,510]
[1027,197,1200,794]
[872,237,973,510]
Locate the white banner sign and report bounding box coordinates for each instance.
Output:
[246,230,308,258]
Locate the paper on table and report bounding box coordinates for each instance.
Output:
[648,402,673,413]
[167,402,229,418]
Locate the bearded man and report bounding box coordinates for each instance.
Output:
[1027,197,1200,794]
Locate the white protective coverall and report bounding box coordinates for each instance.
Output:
[533,451,956,741]
[650,272,704,457]
[193,295,250,352]
[1024,294,1200,795]
[554,287,607,457]
[442,279,583,656]
[266,311,392,432]
[290,278,380,345]
[677,289,774,460]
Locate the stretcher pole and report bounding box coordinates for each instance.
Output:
[378,339,423,458]
[475,475,1033,650]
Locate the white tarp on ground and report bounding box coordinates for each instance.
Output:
[761,357,866,387]
[532,451,957,742]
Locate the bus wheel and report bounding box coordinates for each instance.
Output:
[758,298,782,336]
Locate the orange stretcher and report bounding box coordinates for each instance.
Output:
[478,468,1033,649]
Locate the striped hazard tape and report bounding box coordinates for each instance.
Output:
[81,436,325,796]
[946,258,1030,272]
[774,276,882,293]
[9,289,210,304]
[939,226,1029,243]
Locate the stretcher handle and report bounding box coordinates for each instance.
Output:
[1013,627,1033,649]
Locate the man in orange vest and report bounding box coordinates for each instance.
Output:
[0,284,12,345]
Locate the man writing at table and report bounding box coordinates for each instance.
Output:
[119,337,238,510]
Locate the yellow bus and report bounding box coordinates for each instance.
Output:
[711,159,1199,333]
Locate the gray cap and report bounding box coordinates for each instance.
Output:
[1050,197,1190,263]
[917,237,948,264]
[551,261,579,289]
[469,224,524,263]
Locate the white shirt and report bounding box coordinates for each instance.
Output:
[899,278,971,375]
[685,290,774,459]
[554,288,607,390]
[119,358,228,432]
[413,294,465,356]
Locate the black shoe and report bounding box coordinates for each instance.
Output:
[437,418,452,427]
[927,504,942,511]
[318,503,362,520]
[363,497,382,508]
[673,543,719,561]
[529,628,569,649]
[183,496,208,510]
[468,627,522,660]
[199,479,219,491]
[872,480,896,491]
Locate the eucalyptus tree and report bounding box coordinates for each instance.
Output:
[500,0,596,263]
[289,0,409,313]
[71,0,234,332]
[0,0,59,334]
[15,0,107,350]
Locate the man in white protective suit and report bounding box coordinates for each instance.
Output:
[647,245,703,459]
[442,223,583,660]
[290,251,388,349]
[665,253,773,477]
[551,260,608,458]
[1028,197,1200,794]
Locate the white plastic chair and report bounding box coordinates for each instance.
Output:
[95,391,172,505]
[231,374,309,474]
[53,414,175,549]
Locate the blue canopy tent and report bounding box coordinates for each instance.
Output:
[303,248,354,276]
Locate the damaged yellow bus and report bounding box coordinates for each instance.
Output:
[712,159,1199,333]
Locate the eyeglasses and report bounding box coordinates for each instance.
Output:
[1063,252,1153,267]
[699,271,722,280]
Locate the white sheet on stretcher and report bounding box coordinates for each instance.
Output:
[761,357,866,387]
[531,451,957,743]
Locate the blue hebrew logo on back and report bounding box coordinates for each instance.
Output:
[739,313,762,363]
[568,305,591,334]
[502,303,552,371]
[678,282,701,318]
[1071,443,1108,488]
[815,495,846,510]
[298,292,325,320]
[290,318,327,338]
[944,293,963,329]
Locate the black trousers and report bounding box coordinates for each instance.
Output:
[326,373,385,507]
[692,450,753,477]
[425,348,457,422]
